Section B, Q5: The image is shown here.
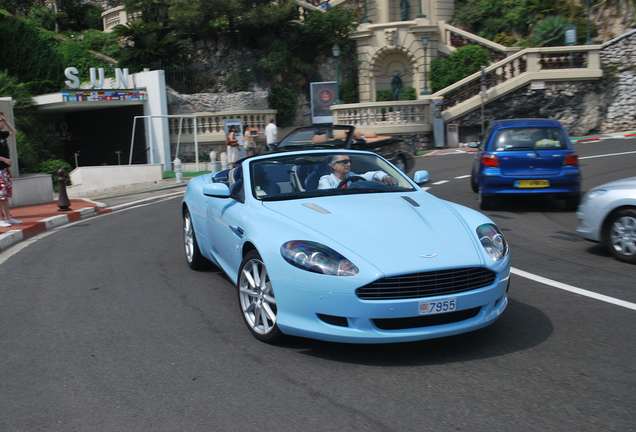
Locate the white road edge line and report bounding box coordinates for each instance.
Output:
[511,267,636,311]
[579,150,636,160]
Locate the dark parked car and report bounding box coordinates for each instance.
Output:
[275,125,415,173]
[469,118,581,210]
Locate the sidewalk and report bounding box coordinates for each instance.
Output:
[0,179,188,253]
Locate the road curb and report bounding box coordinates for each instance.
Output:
[0,205,102,253]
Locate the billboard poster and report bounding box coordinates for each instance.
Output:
[223,118,247,158]
[310,81,337,124]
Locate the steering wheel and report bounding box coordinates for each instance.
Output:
[337,176,367,188]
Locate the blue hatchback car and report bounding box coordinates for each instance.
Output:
[469,119,581,210]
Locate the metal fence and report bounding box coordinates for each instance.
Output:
[164,65,212,94]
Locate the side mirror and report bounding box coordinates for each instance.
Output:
[413,170,430,184]
[468,141,479,149]
[203,183,231,198]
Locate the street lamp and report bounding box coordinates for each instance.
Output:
[332,43,342,104]
[420,33,431,95]
[586,0,591,44]
[417,0,426,18]
[360,0,371,23]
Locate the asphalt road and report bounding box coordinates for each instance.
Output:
[0,138,634,431]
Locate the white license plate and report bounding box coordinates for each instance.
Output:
[419,298,457,315]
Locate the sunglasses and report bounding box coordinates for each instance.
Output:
[334,159,351,164]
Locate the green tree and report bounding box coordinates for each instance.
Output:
[529,15,571,46]
[112,19,188,71]
[430,45,490,92]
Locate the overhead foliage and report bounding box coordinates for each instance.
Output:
[111,19,189,71]
[452,0,598,45]
[430,45,490,92]
[530,15,572,47]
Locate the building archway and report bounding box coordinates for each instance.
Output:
[368,45,418,101]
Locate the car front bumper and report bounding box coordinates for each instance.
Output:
[273,274,510,344]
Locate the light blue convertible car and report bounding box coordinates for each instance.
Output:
[182,149,510,344]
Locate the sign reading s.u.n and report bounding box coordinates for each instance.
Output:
[64,67,132,89]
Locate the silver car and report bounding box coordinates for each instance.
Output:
[576,177,636,264]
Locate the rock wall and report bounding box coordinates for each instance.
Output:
[167,88,270,114]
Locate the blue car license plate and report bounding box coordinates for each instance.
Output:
[516,179,549,188]
[419,298,457,315]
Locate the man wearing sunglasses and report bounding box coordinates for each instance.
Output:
[318,154,397,189]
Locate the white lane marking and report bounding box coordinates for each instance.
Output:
[455,175,471,179]
[432,180,449,185]
[579,151,636,160]
[511,267,636,311]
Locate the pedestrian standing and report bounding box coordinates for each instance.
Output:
[225,125,240,169]
[0,112,20,228]
[243,123,256,156]
[265,118,278,151]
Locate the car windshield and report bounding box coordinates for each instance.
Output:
[277,126,354,149]
[249,152,415,201]
[490,127,569,151]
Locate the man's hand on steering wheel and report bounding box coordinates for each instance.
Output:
[382,175,397,186]
[337,176,366,188]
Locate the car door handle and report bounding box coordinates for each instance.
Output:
[229,225,244,238]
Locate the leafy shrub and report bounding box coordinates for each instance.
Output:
[431,45,490,92]
[376,89,392,102]
[269,85,298,128]
[401,86,416,100]
[530,15,571,47]
[29,160,73,192]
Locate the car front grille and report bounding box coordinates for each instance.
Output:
[356,267,496,300]
[373,307,481,330]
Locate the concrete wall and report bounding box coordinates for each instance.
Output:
[9,174,53,207]
[67,164,164,196]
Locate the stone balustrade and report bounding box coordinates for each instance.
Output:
[169,110,277,145]
[333,44,603,131]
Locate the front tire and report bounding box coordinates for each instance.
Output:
[479,191,494,210]
[238,251,283,342]
[604,208,636,264]
[470,172,479,193]
[184,209,209,270]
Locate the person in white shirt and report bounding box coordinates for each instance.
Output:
[318,154,397,189]
[265,118,278,150]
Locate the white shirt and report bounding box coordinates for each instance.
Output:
[318,171,388,189]
[265,123,278,144]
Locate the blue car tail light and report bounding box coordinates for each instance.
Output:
[563,151,579,166]
[281,241,359,276]
[477,224,508,261]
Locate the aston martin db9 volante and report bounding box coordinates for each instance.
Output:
[182,149,510,343]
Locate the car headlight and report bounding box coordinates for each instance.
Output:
[281,241,359,276]
[477,224,508,261]
[581,189,607,205]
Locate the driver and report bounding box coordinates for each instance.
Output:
[318,154,397,189]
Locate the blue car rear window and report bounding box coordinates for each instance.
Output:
[488,127,569,151]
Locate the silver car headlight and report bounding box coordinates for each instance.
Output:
[581,189,607,205]
[477,224,508,261]
[281,241,359,276]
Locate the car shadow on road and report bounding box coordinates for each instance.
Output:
[479,195,578,213]
[281,298,553,366]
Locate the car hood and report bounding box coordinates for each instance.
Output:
[261,193,485,275]
[594,176,636,191]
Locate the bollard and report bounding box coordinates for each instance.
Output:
[57,169,71,211]
[220,152,228,170]
[174,157,184,183]
[210,151,218,173]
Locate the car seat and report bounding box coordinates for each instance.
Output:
[252,163,281,196]
[304,156,333,191]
